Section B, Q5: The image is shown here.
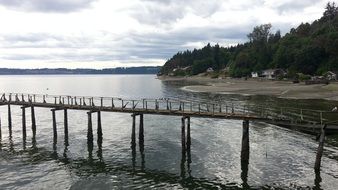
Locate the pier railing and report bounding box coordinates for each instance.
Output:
[1,92,337,125]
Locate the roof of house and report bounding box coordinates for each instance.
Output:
[325,71,337,75]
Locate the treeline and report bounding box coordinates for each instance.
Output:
[160,2,338,78]
[0,66,161,75]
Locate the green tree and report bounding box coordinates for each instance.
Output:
[247,24,272,43]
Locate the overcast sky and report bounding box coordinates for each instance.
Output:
[0,0,335,69]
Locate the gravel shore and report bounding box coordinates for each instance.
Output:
[158,76,338,101]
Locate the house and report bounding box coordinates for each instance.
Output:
[324,71,337,81]
[262,69,286,79]
[251,72,260,78]
[206,67,214,73]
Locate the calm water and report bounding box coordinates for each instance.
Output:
[0,75,338,190]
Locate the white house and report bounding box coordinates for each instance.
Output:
[206,67,214,73]
[251,72,259,78]
[324,71,337,81]
[262,69,286,79]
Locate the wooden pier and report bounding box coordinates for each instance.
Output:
[1,92,338,172]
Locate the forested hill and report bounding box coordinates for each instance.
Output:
[160,2,338,78]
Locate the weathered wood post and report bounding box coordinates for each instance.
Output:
[314,124,326,171]
[87,112,93,143]
[241,120,250,162]
[131,114,136,149]
[186,117,191,152]
[139,114,144,152]
[21,107,27,139]
[97,111,103,144]
[0,115,2,140]
[31,106,36,138]
[241,120,250,188]
[186,117,192,176]
[130,113,137,170]
[8,104,12,135]
[64,109,69,146]
[180,117,187,179]
[181,117,186,154]
[52,109,57,142]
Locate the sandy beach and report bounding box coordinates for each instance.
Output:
[159,76,338,101]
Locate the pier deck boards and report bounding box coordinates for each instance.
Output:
[1,92,338,131]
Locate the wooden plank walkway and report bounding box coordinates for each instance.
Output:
[0,93,337,128]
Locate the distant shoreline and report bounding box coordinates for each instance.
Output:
[0,73,157,75]
[158,76,338,102]
[0,66,161,75]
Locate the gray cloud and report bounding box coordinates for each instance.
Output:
[269,0,321,13]
[0,22,251,63]
[130,0,222,25]
[0,0,329,67]
[0,0,97,12]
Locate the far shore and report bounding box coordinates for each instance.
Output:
[158,76,338,101]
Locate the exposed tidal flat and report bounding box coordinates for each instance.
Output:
[159,76,338,101]
[0,75,338,189]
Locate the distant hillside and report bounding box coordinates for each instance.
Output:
[0,66,160,75]
[160,2,338,78]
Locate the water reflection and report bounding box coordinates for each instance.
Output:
[52,140,58,159]
[87,137,94,163]
[180,147,186,179]
[9,135,14,152]
[62,134,70,164]
[314,170,323,190]
[97,137,103,162]
[31,136,37,151]
[241,159,249,189]
[22,135,27,151]
[0,133,328,189]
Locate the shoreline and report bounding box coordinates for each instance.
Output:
[158,76,338,101]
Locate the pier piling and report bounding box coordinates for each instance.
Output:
[97,111,103,143]
[315,124,326,171]
[131,114,136,149]
[241,120,250,162]
[52,109,57,142]
[87,112,93,143]
[31,106,36,138]
[139,114,144,151]
[8,104,12,135]
[181,117,186,154]
[64,109,69,145]
[186,117,191,152]
[0,115,2,140]
[21,107,26,139]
